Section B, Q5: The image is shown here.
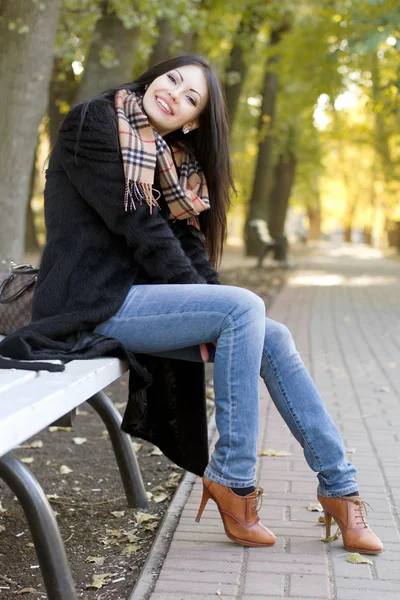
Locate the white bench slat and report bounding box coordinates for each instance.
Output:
[0,357,128,458]
[0,369,37,393]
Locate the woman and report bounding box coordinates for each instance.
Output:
[0,54,382,554]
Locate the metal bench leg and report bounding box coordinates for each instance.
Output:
[87,391,149,509]
[0,453,77,600]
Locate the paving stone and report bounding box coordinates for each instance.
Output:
[243,573,285,595]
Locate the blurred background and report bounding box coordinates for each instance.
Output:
[0,0,399,264]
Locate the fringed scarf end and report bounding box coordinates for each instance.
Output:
[124,180,161,214]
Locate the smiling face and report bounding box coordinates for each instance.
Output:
[142,64,209,136]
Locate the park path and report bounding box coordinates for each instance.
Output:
[135,242,400,600]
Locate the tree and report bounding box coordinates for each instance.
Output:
[0,0,62,261]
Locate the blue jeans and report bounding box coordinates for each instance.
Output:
[94,284,358,497]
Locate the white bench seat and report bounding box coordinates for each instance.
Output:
[0,357,127,458]
[0,338,148,600]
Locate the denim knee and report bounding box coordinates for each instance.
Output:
[264,319,297,365]
[227,287,265,327]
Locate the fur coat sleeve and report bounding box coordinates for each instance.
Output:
[58,100,208,285]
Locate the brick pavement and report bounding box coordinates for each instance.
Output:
[135,242,400,600]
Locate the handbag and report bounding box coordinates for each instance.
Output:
[0,260,39,335]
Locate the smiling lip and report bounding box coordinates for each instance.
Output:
[155,95,174,115]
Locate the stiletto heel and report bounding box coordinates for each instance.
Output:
[195,476,276,547]
[195,486,211,522]
[325,512,332,538]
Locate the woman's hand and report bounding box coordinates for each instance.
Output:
[199,341,217,362]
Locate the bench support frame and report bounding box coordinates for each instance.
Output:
[0,453,78,600]
[87,391,149,509]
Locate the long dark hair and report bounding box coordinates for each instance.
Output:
[77,54,235,268]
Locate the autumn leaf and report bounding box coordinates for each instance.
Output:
[86,573,112,590]
[20,457,34,464]
[135,512,158,524]
[307,503,323,512]
[122,544,140,554]
[150,446,163,456]
[153,493,168,503]
[132,442,142,452]
[347,553,373,565]
[73,437,87,445]
[258,448,291,457]
[321,528,342,543]
[48,426,71,432]
[59,465,73,474]
[18,440,43,449]
[110,511,125,519]
[85,556,105,566]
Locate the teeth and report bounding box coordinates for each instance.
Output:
[156,97,172,113]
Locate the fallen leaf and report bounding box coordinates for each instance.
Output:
[110,511,125,519]
[153,493,168,504]
[346,447,356,454]
[20,457,34,464]
[258,448,291,457]
[18,440,43,449]
[16,588,37,595]
[144,521,159,532]
[0,525,6,533]
[307,503,323,512]
[317,515,326,524]
[321,528,342,543]
[146,491,153,500]
[72,437,87,445]
[85,556,105,566]
[379,386,390,393]
[0,502,6,513]
[122,544,140,554]
[115,401,126,408]
[105,529,123,538]
[135,512,158,524]
[26,543,34,548]
[132,442,142,452]
[123,530,139,543]
[150,446,162,456]
[216,590,225,599]
[59,465,73,475]
[347,552,373,565]
[46,494,60,500]
[48,426,71,432]
[86,573,112,590]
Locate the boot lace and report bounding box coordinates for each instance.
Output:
[253,486,265,514]
[349,498,373,528]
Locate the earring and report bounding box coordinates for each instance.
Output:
[182,126,190,134]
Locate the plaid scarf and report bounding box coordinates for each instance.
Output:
[115,89,210,224]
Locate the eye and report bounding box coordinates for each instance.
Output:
[167,74,176,84]
[186,95,196,106]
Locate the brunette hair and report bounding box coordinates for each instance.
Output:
[77,54,235,268]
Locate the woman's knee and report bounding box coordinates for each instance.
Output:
[264,318,296,354]
[225,286,265,321]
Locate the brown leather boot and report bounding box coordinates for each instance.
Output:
[195,476,276,547]
[317,494,383,554]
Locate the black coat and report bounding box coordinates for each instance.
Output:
[0,99,220,476]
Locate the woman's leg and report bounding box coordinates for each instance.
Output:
[94,283,266,488]
[260,318,358,498]
[144,318,358,498]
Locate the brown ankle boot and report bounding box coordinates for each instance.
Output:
[317,494,384,555]
[195,476,276,547]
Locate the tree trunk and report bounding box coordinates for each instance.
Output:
[268,148,296,260]
[24,147,40,253]
[148,19,175,68]
[244,23,290,256]
[0,0,62,262]
[74,2,140,104]
[224,11,263,130]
